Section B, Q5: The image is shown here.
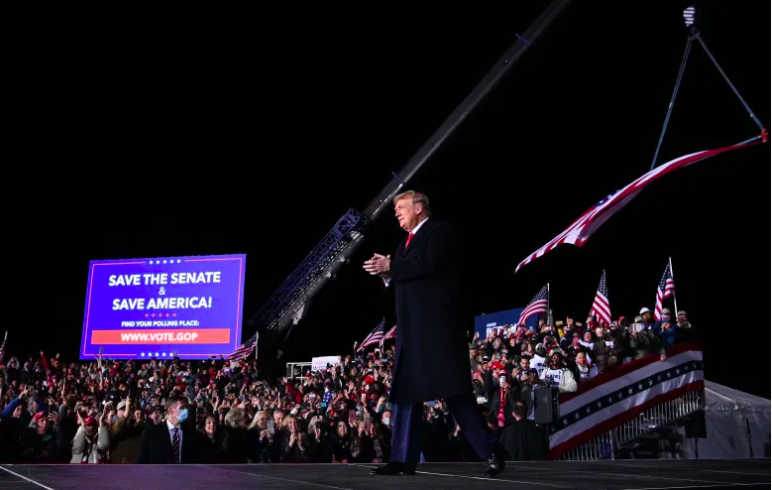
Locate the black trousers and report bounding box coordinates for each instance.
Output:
[390,393,495,465]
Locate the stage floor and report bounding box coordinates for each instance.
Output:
[0,459,768,490]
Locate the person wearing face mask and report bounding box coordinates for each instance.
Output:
[652,308,678,348]
[380,409,392,428]
[136,395,198,463]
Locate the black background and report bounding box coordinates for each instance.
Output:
[6,2,769,398]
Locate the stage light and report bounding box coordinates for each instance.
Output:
[683,6,696,27]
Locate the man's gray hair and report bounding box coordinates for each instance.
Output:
[393,190,432,217]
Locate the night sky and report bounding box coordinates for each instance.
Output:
[10,2,769,398]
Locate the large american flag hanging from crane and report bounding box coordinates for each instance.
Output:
[515,142,757,273]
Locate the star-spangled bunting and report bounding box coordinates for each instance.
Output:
[517,285,549,327]
[589,270,611,326]
[552,359,703,433]
[654,260,675,321]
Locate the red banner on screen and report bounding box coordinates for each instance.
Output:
[91,329,231,345]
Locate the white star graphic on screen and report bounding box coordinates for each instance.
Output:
[163,260,167,264]
[177,259,181,263]
[147,261,152,265]
[140,352,145,357]
[155,352,160,357]
[162,353,166,357]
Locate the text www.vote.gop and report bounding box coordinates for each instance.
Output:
[121,332,198,342]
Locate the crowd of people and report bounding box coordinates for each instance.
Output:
[0,307,693,464]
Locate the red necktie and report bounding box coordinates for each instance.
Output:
[405,232,415,248]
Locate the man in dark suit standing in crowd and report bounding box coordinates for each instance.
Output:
[136,395,197,463]
[364,190,505,477]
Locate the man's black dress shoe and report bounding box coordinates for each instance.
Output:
[370,462,416,475]
[484,444,506,477]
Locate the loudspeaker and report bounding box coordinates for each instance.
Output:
[533,386,559,424]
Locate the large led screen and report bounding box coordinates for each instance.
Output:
[80,254,246,360]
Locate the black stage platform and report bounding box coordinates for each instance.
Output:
[0,460,768,490]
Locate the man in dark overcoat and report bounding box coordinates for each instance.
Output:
[363,190,505,477]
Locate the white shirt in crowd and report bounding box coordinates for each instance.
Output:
[579,340,594,350]
[576,364,598,379]
[167,419,183,462]
[383,217,429,288]
[540,366,564,387]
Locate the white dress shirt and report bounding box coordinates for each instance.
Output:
[383,217,429,287]
[167,419,183,462]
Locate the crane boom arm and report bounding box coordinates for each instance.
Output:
[249,0,573,334]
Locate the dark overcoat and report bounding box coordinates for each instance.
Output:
[387,219,472,405]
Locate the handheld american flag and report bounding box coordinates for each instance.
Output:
[358,319,386,352]
[228,332,257,362]
[654,261,675,321]
[589,270,612,326]
[0,331,6,365]
[380,324,396,346]
[515,142,758,273]
[517,285,549,327]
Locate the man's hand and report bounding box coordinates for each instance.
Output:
[363,254,390,277]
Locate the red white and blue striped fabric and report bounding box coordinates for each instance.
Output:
[549,343,704,458]
[227,333,256,361]
[0,331,6,365]
[589,270,611,326]
[517,285,549,327]
[384,324,396,341]
[515,143,756,273]
[358,320,386,352]
[654,261,676,321]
